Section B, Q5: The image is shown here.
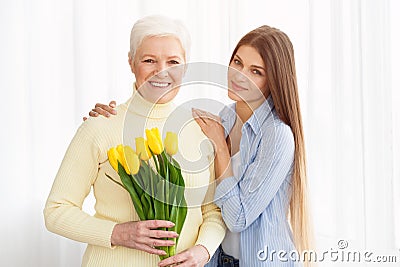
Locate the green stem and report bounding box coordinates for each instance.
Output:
[105,173,125,189]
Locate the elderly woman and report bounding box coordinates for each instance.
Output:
[44,15,225,267]
[90,24,314,267]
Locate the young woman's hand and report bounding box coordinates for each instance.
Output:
[191,108,227,152]
[111,220,178,256]
[83,100,117,121]
[158,244,209,267]
[192,108,233,181]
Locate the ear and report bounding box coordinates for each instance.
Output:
[128,52,135,74]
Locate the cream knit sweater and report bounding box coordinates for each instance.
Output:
[44,91,226,266]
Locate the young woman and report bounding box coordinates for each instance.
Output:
[44,15,225,267]
[192,25,312,267]
[91,25,312,267]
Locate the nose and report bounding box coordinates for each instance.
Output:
[232,68,247,83]
[155,62,169,78]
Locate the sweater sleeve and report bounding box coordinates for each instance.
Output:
[43,120,117,248]
[194,152,226,259]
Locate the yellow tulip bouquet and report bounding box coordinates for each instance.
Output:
[106,128,187,259]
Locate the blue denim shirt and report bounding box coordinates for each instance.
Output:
[207,97,301,266]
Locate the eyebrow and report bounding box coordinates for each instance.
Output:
[140,54,183,60]
[235,54,266,71]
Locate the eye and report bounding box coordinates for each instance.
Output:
[233,59,242,65]
[168,60,180,65]
[143,59,155,63]
[252,69,262,75]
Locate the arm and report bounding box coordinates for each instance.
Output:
[192,108,294,232]
[214,124,294,232]
[192,108,233,183]
[43,121,117,247]
[44,120,177,255]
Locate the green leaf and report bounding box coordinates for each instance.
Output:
[154,180,166,220]
[168,242,176,257]
[118,163,145,220]
[130,175,144,200]
[157,154,166,177]
[176,195,187,237]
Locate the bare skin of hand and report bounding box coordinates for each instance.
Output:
[111,220,179,256]
[192,108,233,181]
[83,100,117,121]
[158,244,210,267]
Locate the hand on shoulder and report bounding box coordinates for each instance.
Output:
[83,101,117,121]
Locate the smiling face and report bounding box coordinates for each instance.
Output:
[130,36,185,104]
[227,45,269,105]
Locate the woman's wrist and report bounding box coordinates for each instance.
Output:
[195,244,210,262]
[110,223,121,246]
[213,139,229,155]
[214,147,233,180]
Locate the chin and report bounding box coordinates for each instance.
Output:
[156,88,180,104]
[228,90,245,102]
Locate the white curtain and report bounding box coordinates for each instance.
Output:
[306,1,400,265]
[0,0,398,266]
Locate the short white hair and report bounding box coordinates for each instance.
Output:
[129,15,191,62]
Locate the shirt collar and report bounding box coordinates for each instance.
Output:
[220,95,275,136]
[246,95,275,134]
[220,104,236,138]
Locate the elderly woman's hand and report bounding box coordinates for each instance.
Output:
[83,100,117,121]
[111,220,179,256]
[158,244,209,267]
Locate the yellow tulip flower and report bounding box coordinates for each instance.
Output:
[164,132,178,155]
[135,137,151,161]
[116,144,129,173]
[107,147,119,172]
[145,128,163,155]
[124,146,140,175]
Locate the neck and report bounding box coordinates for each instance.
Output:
[236,101,253,123]
[236,94,269,123]
[127,88,175,119]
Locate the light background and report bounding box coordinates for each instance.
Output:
[0,0,399,266]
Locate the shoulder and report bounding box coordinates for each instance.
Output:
[274,119,294,146]
[166,106,214,158]
[219,103,235,121]
[260,112,294,156]
[77,104,127,141]
[83,104,126,125]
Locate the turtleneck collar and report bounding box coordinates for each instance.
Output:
[124,83,176,119]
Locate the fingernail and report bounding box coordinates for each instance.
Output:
[106,113,110,117]
[111,110,117,114]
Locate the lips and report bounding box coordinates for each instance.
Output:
[231,81,247,91]
[149,81,172,88]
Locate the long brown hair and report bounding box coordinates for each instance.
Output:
[230,26,313,257]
